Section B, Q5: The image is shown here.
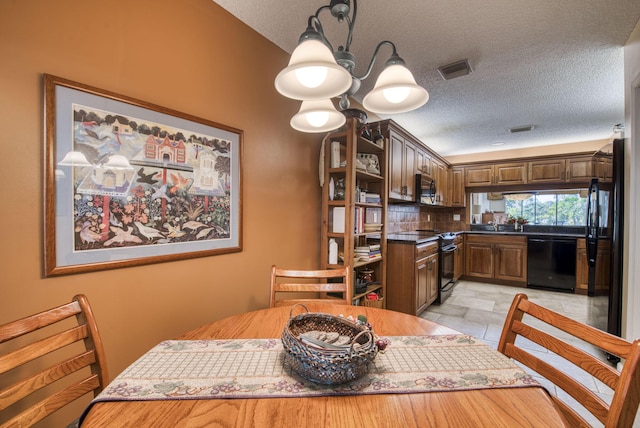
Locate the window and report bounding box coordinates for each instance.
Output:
[504,191,588,225]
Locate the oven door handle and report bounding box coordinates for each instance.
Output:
[441,244,457,253]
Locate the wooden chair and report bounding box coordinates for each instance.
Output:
[269,265,351,307]
[0,294,108,428]
[498,293,640,428]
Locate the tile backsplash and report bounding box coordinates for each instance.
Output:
[387,204,466,233]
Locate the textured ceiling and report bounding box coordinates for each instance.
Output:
[212,0,640,157]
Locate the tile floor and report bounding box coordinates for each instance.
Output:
[420,280,638,428]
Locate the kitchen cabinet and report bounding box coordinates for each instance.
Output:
[387,128,416,201]
[433,159,447,205]
[386,240,439,316]
[453,234,464,280]
[593,155,613,183]
[416,147,432,177]
[575,238,610,295]
[528,158,566,183]
[450,167,465,207]
[464,163,526,187]
[566,157,594,183]
[464,234,527,284]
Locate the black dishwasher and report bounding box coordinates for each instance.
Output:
[527,236,577,292]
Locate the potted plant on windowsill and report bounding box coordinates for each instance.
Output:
[507,216,528,232]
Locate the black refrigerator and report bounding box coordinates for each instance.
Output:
[586,138,624,339]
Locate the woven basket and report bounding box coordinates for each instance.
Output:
[362,296,384,308]
[281,305,378,385]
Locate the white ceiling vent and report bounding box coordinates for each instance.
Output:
[437,59,473,80]
[509,125,535,133]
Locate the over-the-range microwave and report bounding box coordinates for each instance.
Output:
[416,174,436,205]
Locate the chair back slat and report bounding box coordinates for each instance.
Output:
[1,375,100,428]
[0,295,107,428]
[269,265,351,307]
[498,293,640,428]
[0,301,81,343]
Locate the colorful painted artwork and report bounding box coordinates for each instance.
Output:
[45,75,242,276]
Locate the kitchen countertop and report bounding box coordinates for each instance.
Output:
[386,232,442,244]
[386,230,586,244]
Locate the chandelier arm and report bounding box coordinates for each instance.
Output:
[307,14,335,52]
[344,0,357,52]
[355,40,398,81]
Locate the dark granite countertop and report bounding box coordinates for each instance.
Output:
[386,232,441,244]
[386,229,588,244]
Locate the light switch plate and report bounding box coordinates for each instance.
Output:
[453,214,461,221]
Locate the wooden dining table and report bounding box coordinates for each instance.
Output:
[81,303,568,427]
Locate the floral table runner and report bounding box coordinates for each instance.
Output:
[89,334,537,404]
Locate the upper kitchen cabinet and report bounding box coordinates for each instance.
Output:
[450,167,465,207]
[528,158,566,183]
[566,156,594,183]
[593,154,613,183]
[388,131,416,201]
[465,163,526,187]
[380,121,418,202]
[416,147,432,177]
[432,158,448,205]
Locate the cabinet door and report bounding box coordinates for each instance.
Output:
[403,141,417,201]
[566,157,594,183]
[427,255,439,306]
[593,156,613,183]
[417,149,432,177]
[494,244,527,282]
[465,242,494,278]
[416,258,429,314]
[388,132,405,200]
[453,245,463,280]
[494,163,526,185]
[465,165,493,187]
[450,167,465,207]
[528,159,566,183]
[575,238,611,295]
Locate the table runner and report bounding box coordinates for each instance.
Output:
[89,334,537,404]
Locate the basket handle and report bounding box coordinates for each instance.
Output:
[289,303,310,319]
[349,329,374,355]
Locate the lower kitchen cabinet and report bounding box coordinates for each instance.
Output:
[387,240,439,316]
[464,234,527,285]
[575,238,610,295]
[453,234,464,281]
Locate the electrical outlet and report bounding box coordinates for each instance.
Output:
[427,214,431,221]
[453,214,461,221]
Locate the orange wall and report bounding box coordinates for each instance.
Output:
[0,0,321,422]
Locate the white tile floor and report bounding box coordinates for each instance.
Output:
[420,280,639,428]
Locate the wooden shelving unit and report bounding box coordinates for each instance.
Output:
[320,117,387,306]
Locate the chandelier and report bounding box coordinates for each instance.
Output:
[274,0,429,133]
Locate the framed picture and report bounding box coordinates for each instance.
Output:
[44,74,243,276]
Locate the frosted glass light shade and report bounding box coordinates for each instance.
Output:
[58,151,91,166]
[275,39,352,100]
[363,64,429,114]
[290,99,346,133]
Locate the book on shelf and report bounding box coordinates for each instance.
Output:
[364,193,381,204]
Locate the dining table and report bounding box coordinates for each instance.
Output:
[81,303,568,427]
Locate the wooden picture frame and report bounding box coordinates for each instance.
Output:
[44,74,243,276]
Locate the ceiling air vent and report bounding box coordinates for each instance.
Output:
[509,125,535,133]
[437,59,473,80]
